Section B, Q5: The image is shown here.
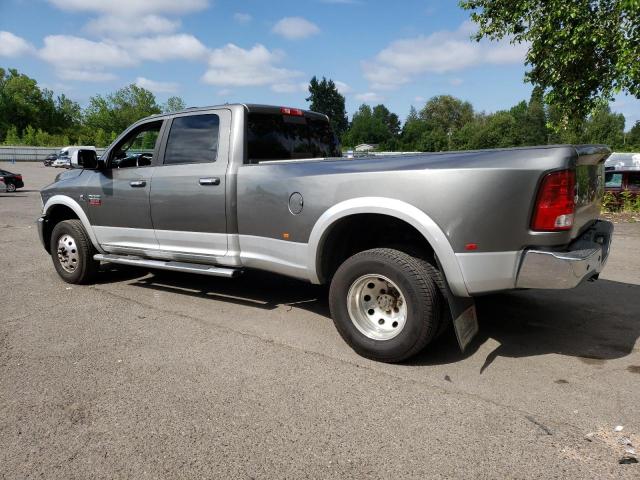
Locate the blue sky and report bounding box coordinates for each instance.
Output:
[1,0,638,127]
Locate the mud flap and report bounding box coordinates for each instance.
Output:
[434,258,478,351]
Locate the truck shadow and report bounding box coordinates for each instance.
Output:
[106,266,639,367]
[409,279,640,369]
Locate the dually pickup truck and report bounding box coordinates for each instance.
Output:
[38,104,613,362]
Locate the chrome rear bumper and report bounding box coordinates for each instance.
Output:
[516,220,613,289]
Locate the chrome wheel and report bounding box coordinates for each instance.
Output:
[6,183,16,192]
[347,274,408,341]
[56,234,80,273]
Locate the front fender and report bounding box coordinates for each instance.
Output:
[42,195,104,253]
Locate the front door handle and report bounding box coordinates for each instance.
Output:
[130,180,146,188]
[199,177,220,186]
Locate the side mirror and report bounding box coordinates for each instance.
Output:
[71,150,98,169]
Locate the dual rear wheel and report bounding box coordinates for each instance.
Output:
[330,248,446,363]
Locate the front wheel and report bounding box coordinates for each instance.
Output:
[50,219,99,284]
[329,248,442,363]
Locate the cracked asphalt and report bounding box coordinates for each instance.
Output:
[1,162,639,479]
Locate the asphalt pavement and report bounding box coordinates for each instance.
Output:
[1,162,639,479]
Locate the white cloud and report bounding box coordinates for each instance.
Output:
[86,14,180,36]
[39,35,136,68]
[47,0,209,16]
[271,82,308,93]
[0,31,35,57]
[121,34,209,61]
[135,76,179,93]
[334,80,352,94]
[449,78,464,86]
[363,21,527,90]
[355,92,385,103]
[414,96,426,103]
[233,13,252,24]
[38,35,136,81]
[272,17,320,40]
[217,89,232,96]
[202,43,303,87]
[57,69,118,82]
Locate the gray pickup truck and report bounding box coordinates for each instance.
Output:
[38,104,613,362]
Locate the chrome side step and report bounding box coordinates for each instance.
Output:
[94,254,243,278]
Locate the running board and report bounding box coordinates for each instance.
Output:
[94,254,242,278]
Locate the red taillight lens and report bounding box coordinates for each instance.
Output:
[531,169,576,231]
[280,107,304,116]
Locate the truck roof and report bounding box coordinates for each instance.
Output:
[143,103,329,121]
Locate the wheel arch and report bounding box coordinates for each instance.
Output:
[307,197,469,297]
[43,195,103,254]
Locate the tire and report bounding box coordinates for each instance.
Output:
[329,248,442,363]
[50,219,99,284]
[6,182,16,192]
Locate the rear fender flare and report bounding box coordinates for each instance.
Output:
[307,197,469,297]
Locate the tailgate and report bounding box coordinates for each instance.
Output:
[572,145,610,238]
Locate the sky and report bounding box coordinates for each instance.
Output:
[0,0,638,127]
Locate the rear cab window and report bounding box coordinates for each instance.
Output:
[628,172,640,190]
[246,109,340,164]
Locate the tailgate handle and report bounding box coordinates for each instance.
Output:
[129,180,146,188]
[199,177,220,186]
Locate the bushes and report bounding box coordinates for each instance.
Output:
[602,190,640,213]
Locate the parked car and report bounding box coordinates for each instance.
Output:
[37,104,613,363]
[0,169,24,192]
[44,153,58,166]
[604,152,640,203]
[52,156,70,168]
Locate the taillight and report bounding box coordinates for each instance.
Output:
[531,169,576,231]
[280,107,304,116]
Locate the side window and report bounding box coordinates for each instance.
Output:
[628,173,640,190]
[110,121,162,169]
[605,172,622,188]
[163,114,219,165]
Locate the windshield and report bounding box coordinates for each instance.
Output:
[247,112,340,163]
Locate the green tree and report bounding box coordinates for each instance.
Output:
[400,106,426,151]
[582,104,626,148]
[163,96,186,113]
[22,125,36,145]
[418,95,474,151]
[461,0,640,122]
[4,125,20,145]
[626,121,640,150]
[306,76,348,137]
[84,84,161,135]
[343,104,393,147]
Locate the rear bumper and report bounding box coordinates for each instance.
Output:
[516,220,613,289]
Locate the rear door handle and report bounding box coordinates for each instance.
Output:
[199,177,220,186]
[130,180,146,188]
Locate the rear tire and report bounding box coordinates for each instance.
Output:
[50,219,99,284]
[329,248,442,363]
[6,183,16,192]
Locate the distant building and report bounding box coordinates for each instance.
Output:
[354,143,379,152]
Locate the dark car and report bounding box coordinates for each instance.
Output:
[0,169,24,192]
[44,153,58,166]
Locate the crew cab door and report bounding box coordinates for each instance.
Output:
[83,119,165,251]
[149,109,230,258]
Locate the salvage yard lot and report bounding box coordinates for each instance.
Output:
[1,162,639,478]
